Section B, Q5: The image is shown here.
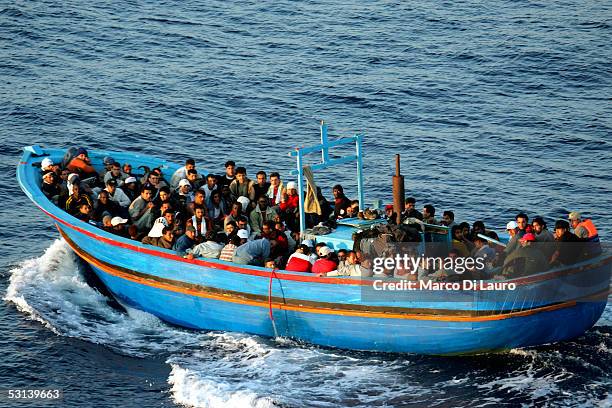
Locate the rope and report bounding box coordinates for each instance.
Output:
[268,268,279,338]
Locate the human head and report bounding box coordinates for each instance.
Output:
[515,213,529,230]
[257,196,268,210]
[225,221,237,235]
[193,190,205,205]
[265,259,277,269]
[105,178,117,193]
[506,220,518,237]
[315,243,328,257]
[148,170,161,185]
[42,170,55,184]
[186,169,198,183]
[297,244,310,255]
[385,204,394,217]
[103,156,116,170]
[123,163,132,175]
[158,186,171,203]
[162,226,174,242]
[346,250,358,264]
[71,183,80,196]
[98,190,109,203]
[163,210,174,225]
[102,215,113,228]
[554,220,570,239]
[231,202,242,216]
[473,235,487,248]
[568,211,581,229]
[206,173,217,188]
[235,167,247,183]
[237,216,248,231]
[423,204,435,219]
[459,222,470,238]
[211,190,221,203]
[472,221,485,235]
[256,171,267,185]
[76,147,88,159]
[79,203,91,215]
[194,206,205,219]
[337,249,347,262]
[269,172,280,186]
[237,228,249,243]
[110,162,121,176]
[332,184,344,198]
[179,179,191,194]
[532,217,546,234]
[442,210,454,226]
[451,225,463,240]
[225,160,236,177]
[286,181,296,194]
[404,197,416,210]
[262,220,273,235]
[140,185,153,201]
[185,158,196,172]
[185,226,196,240]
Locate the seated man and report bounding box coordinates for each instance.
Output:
[170,158,196,189]
[285,244,314,272]
[142,226,175,249]
[441,210,456,228]
[185,169,203,190]
[186,190,207,217]
[104,162,126,187]
[568,211,600,242]
[219,235,242,262]
[148,210,177,238]
[402,197,423,221]
[173,179,194,212]
[110,216,130,238]
[121,176,140,202]
[218,160,236,187]
[324,250,370,277]
[187,206,209,238]
[250,196,278,236]
[200,173,218,205]
[105,179,131,208]
[233,237,273,266]
[311,246,338,274]
[185,231,225,259]
[229,167,256,203]
[207,190,228,229]
[451,225,471,257]
[65,183,93,216]
[66,147,98,178]
[41,170,61,204]
[502,233,548,278]
[422,204,437,225]
[266,172,285,207]
[252,171,270,202]
[75,203,94,223]
[224,202,243,228]
[174,225,197,256]
[94,190,121,221]
[129,185,157,232]
[332,184,351,219]
[550,220,582,266]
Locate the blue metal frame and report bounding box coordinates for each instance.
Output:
[289,121,365,234]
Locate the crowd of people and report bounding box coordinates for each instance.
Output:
[39,148,601,280]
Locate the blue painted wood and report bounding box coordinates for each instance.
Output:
[16,145,612,355]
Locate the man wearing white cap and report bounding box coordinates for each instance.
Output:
[503,220,519,255]
[568,211,599,242]
[110,216,129,238]
[121,176,139,202]
[41,157,55,172]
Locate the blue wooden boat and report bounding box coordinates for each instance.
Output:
[17,135,611,355]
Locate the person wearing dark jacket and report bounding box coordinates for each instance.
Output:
[174,226,197,256]
[332,184,351,219]
[550,220,582,266]
[142,226,175,249]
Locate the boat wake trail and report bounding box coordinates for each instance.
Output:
[4,240,612,407]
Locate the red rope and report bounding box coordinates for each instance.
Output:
[268,268,277,321]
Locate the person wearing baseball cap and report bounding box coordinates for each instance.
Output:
[311,246,338,274]
[502,231,548,277]
[568,211,600,243]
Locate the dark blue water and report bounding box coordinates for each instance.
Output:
[1,1,611,406]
